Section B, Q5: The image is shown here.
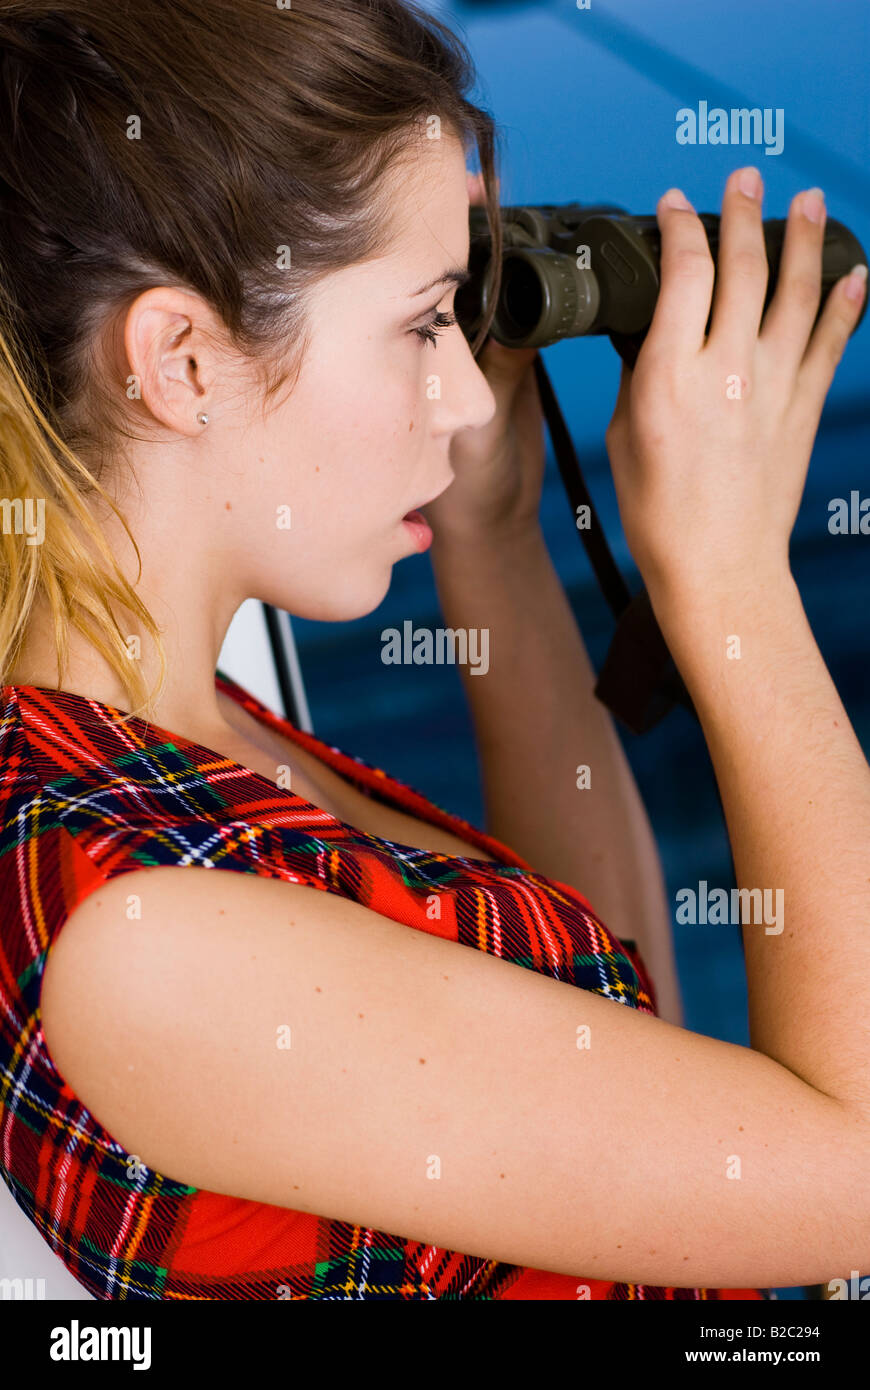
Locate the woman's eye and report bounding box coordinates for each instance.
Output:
[413,309,458,348]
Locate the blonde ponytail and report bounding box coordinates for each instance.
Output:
[0,306,166,725]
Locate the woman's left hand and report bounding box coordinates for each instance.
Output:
[422,174,547,542]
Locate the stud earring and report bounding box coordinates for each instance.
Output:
[197,412,209,427]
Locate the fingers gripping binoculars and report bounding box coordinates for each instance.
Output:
[455,203,868,363]
[454,204,868,734]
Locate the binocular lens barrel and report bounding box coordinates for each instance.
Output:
[456,204,867,364]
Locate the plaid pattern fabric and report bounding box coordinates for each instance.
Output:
[0,673,767,1300]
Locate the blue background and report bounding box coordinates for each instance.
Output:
[291,0,869,1299]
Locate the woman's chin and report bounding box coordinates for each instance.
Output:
[285,569,394,624]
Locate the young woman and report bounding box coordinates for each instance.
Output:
[0,0,867,1302]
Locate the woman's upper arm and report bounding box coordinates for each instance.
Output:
[39,863,870,1289]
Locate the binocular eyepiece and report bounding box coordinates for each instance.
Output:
[455,203,868,365]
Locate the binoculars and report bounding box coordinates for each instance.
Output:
[455,202,868,364]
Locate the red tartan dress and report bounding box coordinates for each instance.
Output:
[0,673,767,1300]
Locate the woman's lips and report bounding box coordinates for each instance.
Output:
[401,509,433,552]
[400,473,453,552]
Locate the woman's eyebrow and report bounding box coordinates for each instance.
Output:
[409,266,471,298]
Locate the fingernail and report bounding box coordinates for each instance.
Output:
[802,188,826,224]
[738,167,762,199]
[844,264,868,303]
[661,188,693,211]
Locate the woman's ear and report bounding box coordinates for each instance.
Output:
[121,286,221,437]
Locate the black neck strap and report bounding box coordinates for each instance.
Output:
[533,354,696,734]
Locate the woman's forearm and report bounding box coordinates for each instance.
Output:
[657,570,870,1113]
[429,521,684,1025]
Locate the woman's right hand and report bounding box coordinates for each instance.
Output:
[604,166,867,629]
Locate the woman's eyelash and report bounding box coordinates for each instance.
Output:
[413,309,458,347]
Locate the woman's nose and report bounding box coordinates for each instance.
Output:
[432,333,498,437]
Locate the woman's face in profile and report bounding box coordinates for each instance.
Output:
[233,130,497,623]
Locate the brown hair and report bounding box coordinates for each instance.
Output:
[0,0,503,720]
